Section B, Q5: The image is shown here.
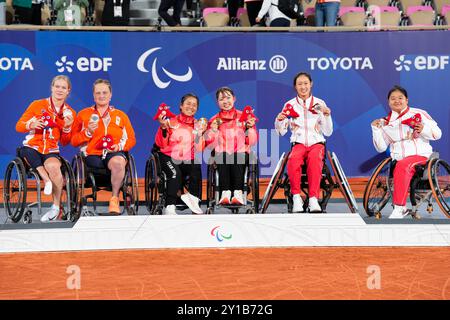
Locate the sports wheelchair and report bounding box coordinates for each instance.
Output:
[363,153,450,219]
[72,152,139,216]
[205,151,259,214]
[260,149,358,214]
[3,148,76,224]
[144,146,202,215]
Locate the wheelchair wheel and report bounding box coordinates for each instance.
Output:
[72,154,86,217]
[247,153,259,213]
[3,158,27,223]
[363,157,393,217]
[260,152,289,213]
[123,154,139,215]
[327,151,358,213]
[428,158,450,218]
[60,158,77,222]
[145,155,159,214]
[206,163,216,214]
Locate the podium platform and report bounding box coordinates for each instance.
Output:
[1,214,449,253]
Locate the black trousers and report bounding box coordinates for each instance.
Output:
[158,0,185,26]
[245,1,263,26]
[215,152,246,192]
[227,0,243,18]
[159,153,202,206]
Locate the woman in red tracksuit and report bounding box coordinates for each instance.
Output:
[154,93,207,215]
[371,85,442,219]
[204,87,258,206]
[275,72,333,213]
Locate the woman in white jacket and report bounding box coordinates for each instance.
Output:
[275,72,333,213]
[255,0,291,26]
[371,85,442,219]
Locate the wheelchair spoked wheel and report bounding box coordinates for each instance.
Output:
[3,158,27,223]
[327,151,359,213]
[428,158,450,218]
[145,155,159,214]
[60,159,77,222]
[246,158,259,214]
[123,154,139,215]
[206,163,216,214]
[72,154,87,217]
[260,152,289,213]
[363,157,393,218]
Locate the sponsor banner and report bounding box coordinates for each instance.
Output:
[0,30,449,177]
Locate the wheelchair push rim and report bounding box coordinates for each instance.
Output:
[145,154,160,214]
[260,152,289,213]
[3,158,27,223]
[363,157,392,217]
[429,158,450,218]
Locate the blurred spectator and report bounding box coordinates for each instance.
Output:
[256,0,290,26]
[244,0,263,25]
[54,0,89,26]
[101,0,130,26]
[158,0,185,26]
[315,0,340,26]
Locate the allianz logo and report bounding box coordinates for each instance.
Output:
[394,55,449,71]
[308,57,374,70]
[217,55,288,74]
[0,57,33,71]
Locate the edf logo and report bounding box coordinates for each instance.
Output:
[394,55,449,71]
[56,56,112,73]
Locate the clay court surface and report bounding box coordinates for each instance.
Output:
[1,247,449,300]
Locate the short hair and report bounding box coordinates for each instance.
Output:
[388,85,408,99]
[51,75,71,90]
[93,79,112,93]
[293,72,312,87]
[181,93,199,107]
[215,87,234,100]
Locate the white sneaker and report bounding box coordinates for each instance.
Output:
[231,190,244,205]
[43,181,52,195]
[292,194,304,213]
[164,205,177,215]
[40,204,60,222]
[389,205,408,219]
[181,193,203,214]
[308,197,322,213]
[219,190,232,205]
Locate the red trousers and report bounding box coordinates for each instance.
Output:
[287,143,325,197]
[393,155,428,206]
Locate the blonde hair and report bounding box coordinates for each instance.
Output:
[51,75,71,90]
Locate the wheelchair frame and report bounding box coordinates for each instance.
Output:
[3,149,76,224]
[363,154,450,219]
[205,151,260,214]
[260,149,358,214]
[72,152,139,216]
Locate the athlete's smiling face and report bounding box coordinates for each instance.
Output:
[217,90,236,111]
[388,90,408,114]
[295,75,313,101]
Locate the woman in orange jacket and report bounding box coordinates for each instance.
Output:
[71,79,136,214]
[15,75,76,222]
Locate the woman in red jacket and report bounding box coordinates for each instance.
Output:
[154,93,207,215]
[205,87,258,206]
[15,75,76,222]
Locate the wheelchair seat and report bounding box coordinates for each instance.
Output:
[363,152,450,219]
[260,149,358,214]
[72,152,139,216]
[3,147,76,224]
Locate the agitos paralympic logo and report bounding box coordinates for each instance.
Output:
[210,226,232,242]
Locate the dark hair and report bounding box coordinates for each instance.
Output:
[93,79,112,93]
[215,87,234,100]
[293,72,312,87]
[388,85,408,99]
[180,93,199,106]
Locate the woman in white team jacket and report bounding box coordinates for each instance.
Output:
[371,85,442,219]
[275,72,333,213]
